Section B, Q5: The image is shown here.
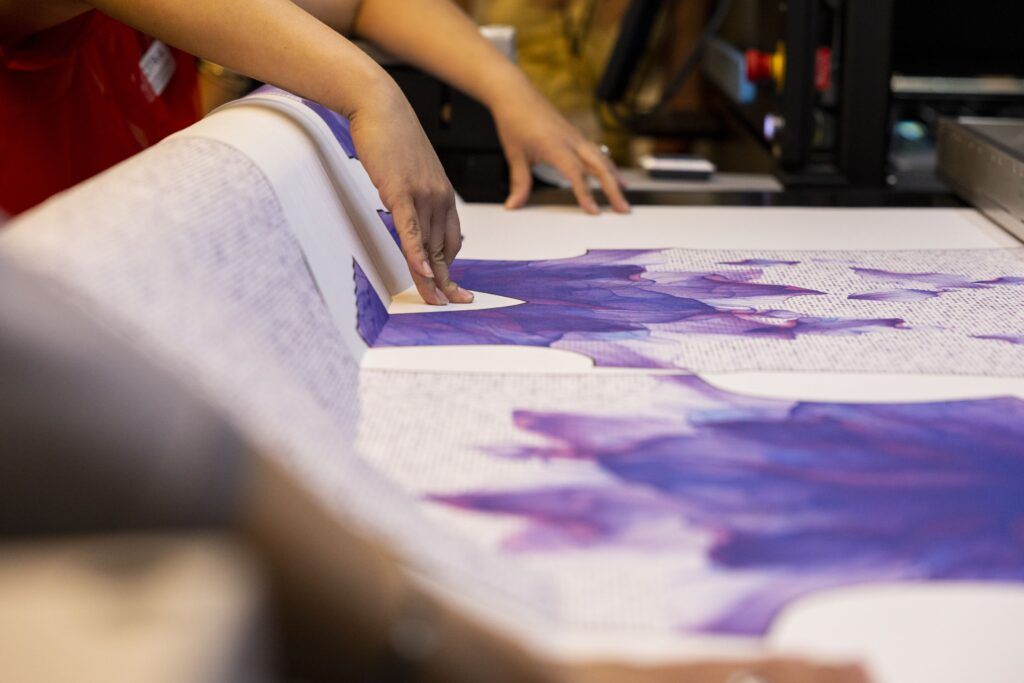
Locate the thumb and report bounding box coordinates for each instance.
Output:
[504,151,533,210]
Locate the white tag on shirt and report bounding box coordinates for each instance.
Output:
[139,40,176,99]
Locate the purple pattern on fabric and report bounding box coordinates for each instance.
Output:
[977,276,1024,286]
[366,250,907,366]
[974,334,1024,346]
[851,267,1024,301]
[354,260,390,345]
[300,98,358,159]
[719,258,800,266]
[431,375,1024,635]
[377,210,401,246]
[852,267,989,289]
[849,289,940,302]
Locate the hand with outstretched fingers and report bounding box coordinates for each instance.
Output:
[492,86,630,216]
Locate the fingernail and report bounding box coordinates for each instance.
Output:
[457,286,475,303]
[433,287,449,305]
[419,260,434,278]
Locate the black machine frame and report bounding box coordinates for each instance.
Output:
[725,0,895,187]
[834,0,895,187]
[600,0,898,188]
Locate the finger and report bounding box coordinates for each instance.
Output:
[420,202,450,306]
[551,151,599,215]
[442,201,463,265]
[440,204,473,303]
[429,253,467,305]
[580,144,631,213]
[393,198,447,305]
[427,202,471,305]
[504,149,533,210]
[424,203,449,297]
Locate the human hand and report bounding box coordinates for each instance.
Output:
[348,81,473,306]
[490,85,630,215]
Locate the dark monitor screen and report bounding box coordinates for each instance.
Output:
[892,0,1024,77]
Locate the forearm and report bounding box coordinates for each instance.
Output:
[87,0,395,119]
[289,0,361,34]
[352,0,532,110]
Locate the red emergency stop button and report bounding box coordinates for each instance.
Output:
[746,49,774,83]
[815,47,833,92]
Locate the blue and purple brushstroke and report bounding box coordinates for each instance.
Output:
[849,266,1024,302]
[355,250,909,366]
[431,375,1024,635]
[718,258,801,267]
[975,334,1024,346]
[354,260,390,346]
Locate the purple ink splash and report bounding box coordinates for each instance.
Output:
[849,289,940,302]
[849,267,1024,301]
[978,276,1024,286]
[973,334,1024,346]
[354,259,389,345]
[377,210,401,246]
[363,250,907,368]
[719,258,800,266]
[431,375,1024,635]
[852,267,989,289]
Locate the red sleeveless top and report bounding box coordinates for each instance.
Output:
[0,11,199,216]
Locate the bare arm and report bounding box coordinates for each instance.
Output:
[352,0,630,213]
[0,0,369,106]
[85,0,385,122]
[1,0,623,298]
[289,0,361,34]
[0,0,361,91]
[289,0,628,213]
[1,0,470,305]
[351,0,523,114]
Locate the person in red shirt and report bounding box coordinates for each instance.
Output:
[0,11,198,216]
[0,0,629,305]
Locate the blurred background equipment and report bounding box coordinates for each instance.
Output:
[888,1,1024,189]
[455,0,1024,198]
[937,118,1024,240]
[595,0,1024,189]
[187,1,1024,202]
